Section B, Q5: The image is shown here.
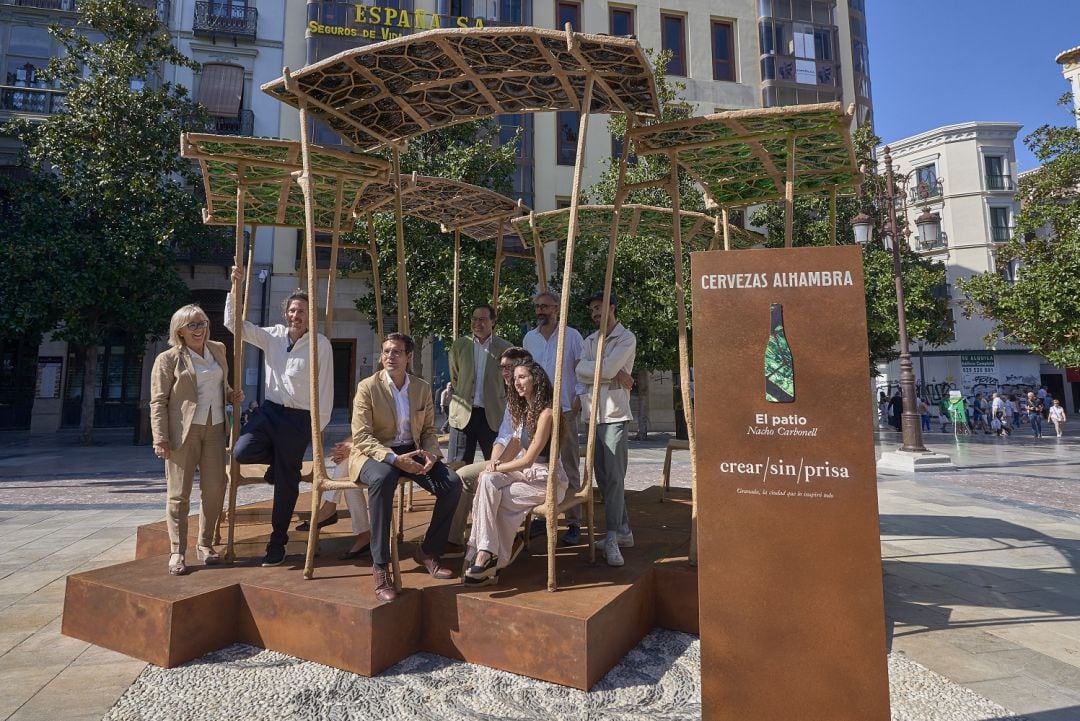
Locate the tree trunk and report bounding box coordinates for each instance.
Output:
[79,344,98,445]
[634,370,650,440]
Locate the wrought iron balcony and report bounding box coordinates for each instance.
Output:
[908,178,943,203]
[193,1,257,41]
[0,86,65,115]
[986,174,1013,191]
[0,0,78,11]
[210,109,254,136]
[991,225,1012,243]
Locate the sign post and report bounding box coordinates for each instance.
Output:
[691,246,890,721]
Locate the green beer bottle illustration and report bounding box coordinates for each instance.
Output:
[765,303,795,403]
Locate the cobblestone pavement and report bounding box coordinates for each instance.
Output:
[0,427,1077,720]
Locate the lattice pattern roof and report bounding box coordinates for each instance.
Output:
[261,27,660,152]
[357,174,529,243]
[181,134,389,230]
[627,103,859,207]
[511,204,754,249]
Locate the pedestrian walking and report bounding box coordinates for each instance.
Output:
[1048,399,1067,437]
[1027,392,1045,438]
[918,397,931,432]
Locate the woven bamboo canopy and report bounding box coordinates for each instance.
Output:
[261,26,660,152]
[181,133,389,230]
[357,173,528,244]
[511,204,766,249]
[627,102,859,209]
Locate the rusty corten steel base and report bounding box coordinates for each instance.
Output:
[62,487,697,690]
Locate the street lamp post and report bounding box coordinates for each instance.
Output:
[882,148,927,452]
[852,147,954,471]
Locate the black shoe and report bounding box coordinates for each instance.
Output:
[528,518,546,539]
[338,544,370,560]
[561,524,581,546]
[296,512,339,532]
[261,544,286,567]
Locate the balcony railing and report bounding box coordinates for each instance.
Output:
[909,178,943,203]
[986,174,1013,191]
[991,226,1012,243]
[0,86,65,115]
[194,1,258,40]
[0,0,78,10]
[211,109,254,136]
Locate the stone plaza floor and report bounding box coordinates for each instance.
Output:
[0,422,1077,720]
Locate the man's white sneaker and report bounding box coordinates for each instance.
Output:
[593,532,634,550]
[604,537,625,567]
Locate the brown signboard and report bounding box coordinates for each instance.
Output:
[691,245,889,721]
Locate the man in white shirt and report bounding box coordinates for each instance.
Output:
[225,266,334,567]
[523,290,586,545]
[350,333,461,602]
[576,291,637,567]
[447,304,512,463]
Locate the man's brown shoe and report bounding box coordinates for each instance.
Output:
[414,547,455,579]
[373,566,397,603]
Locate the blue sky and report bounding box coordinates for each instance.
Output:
[867,1,1080,172]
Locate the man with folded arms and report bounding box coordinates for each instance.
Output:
[350,333,462,602]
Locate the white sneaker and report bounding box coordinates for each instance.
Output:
[593,532,634,550]
[604,537,625,567]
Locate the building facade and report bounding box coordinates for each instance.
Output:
[874,122,1077,414]
[2,0,873,434]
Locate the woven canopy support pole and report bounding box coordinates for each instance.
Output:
[784,133,796,249]
[492,218,505,309]
[452,228,460,341]
[241,228,257,323]
[324,180,346,338]
[545,70,594,593]
[669,152,699,567]
[392,147,409,336]
[582,116,635,568]
[829,187,837,245]
[291,95,332,581]
[225,174,247,564]
[366,212,385,340]
[722,208,731,251]
[530,217,548,293]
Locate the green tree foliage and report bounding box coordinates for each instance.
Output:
[957,95,1080,367]
[749,125,952,366]
[351,121,534,360]
[2,0,213,442]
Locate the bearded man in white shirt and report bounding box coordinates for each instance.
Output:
[226,266,334,568]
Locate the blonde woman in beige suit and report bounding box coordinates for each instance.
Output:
[151,304,242,576]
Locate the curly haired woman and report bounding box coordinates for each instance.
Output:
[463,361,567,586]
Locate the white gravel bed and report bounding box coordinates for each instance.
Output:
[102,630,1026,721]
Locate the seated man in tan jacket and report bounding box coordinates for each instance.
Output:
[350,332,462,603]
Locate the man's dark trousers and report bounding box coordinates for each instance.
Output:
[232,400,312,548]
[361,444,462,567]
[448,407,496,463]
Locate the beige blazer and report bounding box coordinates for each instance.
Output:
[448,334,513,432]
[150,341,232,450]
[349,370,440,478]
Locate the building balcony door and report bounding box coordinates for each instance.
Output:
[332,340,355,418]
[0,336,38,430]
[62,337,142,428]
